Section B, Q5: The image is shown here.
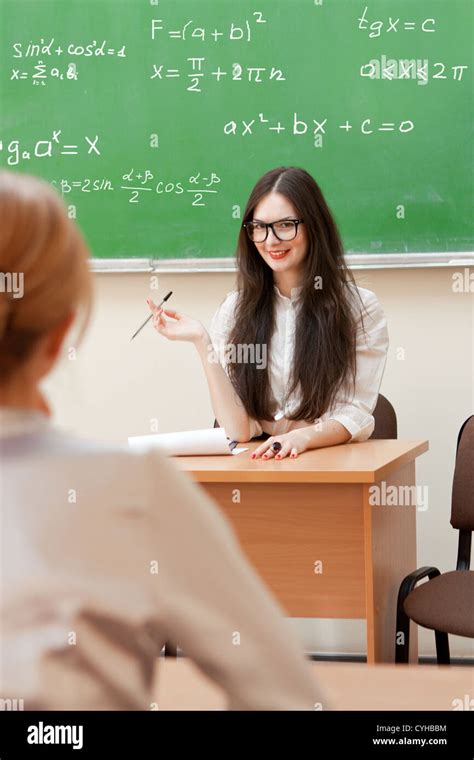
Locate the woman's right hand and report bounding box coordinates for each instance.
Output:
[147,298,208,344]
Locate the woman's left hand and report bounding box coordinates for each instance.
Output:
[251,429,313,461]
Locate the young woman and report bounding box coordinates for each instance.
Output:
[0,171,321,710]
[148,166,389,460]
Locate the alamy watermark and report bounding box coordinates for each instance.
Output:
[369,482,428,512]
[0,697,24,710]
[27,721,83,750]
[452,268,474,293]
[208,341,268,370]
[0,271,24,299]
[361,56,429,85]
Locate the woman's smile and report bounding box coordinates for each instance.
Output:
[268,249,290,260]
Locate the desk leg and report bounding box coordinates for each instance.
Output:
[363,461,419,663]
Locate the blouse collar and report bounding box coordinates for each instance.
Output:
[273,284,303,301]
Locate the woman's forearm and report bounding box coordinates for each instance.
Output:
[194,332,253,442]
[297,420,352,449]
[194,331,352,447]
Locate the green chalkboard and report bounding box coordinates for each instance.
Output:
[0,0,473,264]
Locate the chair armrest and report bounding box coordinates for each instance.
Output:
[397,566,441,609]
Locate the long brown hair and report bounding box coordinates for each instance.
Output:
[227,166,368,424]
[0,171,92,382]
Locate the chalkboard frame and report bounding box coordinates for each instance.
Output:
[89,251,474,273]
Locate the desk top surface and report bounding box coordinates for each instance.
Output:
[155,658,471,711]
[173,439,429,484]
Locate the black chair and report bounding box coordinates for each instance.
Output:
[370,394,397,440]
[395,415,474,664]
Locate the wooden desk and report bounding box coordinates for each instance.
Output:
[175,440,428,663]
[155,658,472,711]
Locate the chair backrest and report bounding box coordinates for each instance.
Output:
[451,415,474,531]
[214,393,398,440]
[369,394,398,440]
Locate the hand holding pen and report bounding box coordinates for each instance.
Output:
[146,297,209,344]
[131,291,173,341]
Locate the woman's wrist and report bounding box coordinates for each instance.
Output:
[193,329,212,351]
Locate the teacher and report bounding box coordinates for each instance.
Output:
[148,166,389,460]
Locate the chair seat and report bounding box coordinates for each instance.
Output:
[404,570,474,637]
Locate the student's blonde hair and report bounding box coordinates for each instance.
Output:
[0,171,92,381]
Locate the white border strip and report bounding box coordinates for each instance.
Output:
[90,252,474,273]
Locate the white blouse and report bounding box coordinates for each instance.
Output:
[0,408,321,710]
[209,284,389,441]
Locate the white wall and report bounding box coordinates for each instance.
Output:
[44,265,474,659]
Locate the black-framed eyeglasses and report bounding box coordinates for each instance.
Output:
[243,218,304,243]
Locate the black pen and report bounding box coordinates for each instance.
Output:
[228,440,238,453]
[131,290,173,341]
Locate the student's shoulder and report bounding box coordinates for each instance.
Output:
[39,428,169,484]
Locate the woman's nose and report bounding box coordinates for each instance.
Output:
[266,227,279,245]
